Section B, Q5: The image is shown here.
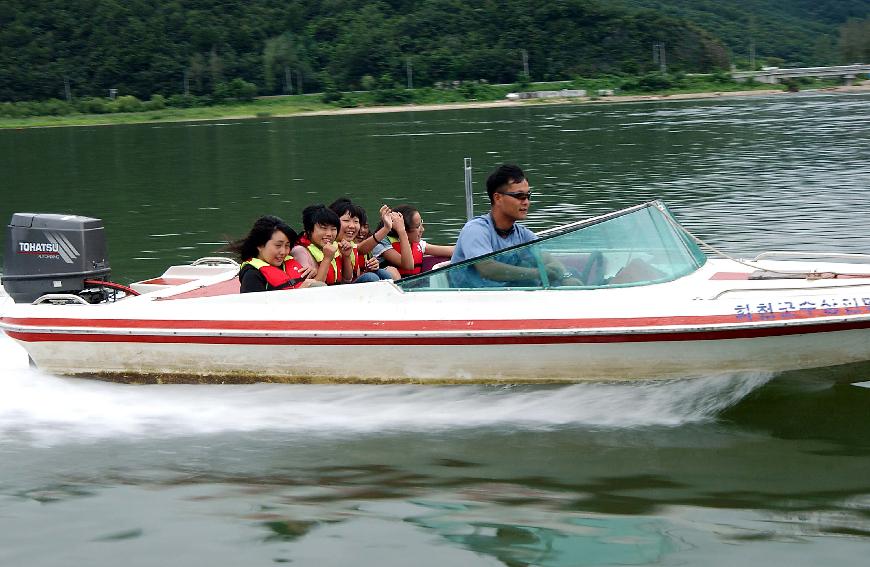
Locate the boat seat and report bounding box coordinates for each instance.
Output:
[131,263,238,294]
[430,260,451,271]
[421,255,450,272]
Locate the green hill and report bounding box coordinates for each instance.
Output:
[0,0,867,103]
[613,0,870,67]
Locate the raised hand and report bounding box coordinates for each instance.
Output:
[322,241,338,260]
[391,211,406,234]
[380,205,393,231]
[337,240,353,257]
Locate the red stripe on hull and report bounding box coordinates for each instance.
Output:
[7,319,870,345]
[3,309,866,333]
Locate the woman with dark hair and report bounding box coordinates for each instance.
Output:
[372,204,455,278]
[329,198,394,283]
[226,215,321,293]
[291,204,354,285]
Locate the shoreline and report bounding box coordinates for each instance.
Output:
[4,83,869,129]
[290,83,870,118]
[292,88,788,117]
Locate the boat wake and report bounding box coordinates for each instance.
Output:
[0,332,773,446]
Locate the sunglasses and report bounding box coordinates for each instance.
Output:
[498,190,533,201]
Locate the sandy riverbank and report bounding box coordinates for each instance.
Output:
[288,83,870,118]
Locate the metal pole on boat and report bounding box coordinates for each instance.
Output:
[464,157,474,221]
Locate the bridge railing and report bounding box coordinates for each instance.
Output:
[732,64,870,84]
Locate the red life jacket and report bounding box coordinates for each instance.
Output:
[353,246,366,277]
[389,236,423,276]
[338,240,362,277]
[297,235,341,285]
[240,258,307,290]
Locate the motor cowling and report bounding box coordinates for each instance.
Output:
[2,213,111,303]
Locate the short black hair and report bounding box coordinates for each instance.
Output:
[329,197,367,226]
[301,204,341,236]
[486,164,526,203]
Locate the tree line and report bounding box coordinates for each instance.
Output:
[0,0,866,103]
[613,0,870,68]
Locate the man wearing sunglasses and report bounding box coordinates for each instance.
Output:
[451,163,573,286]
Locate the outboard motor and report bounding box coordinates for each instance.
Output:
[2,213,111,303]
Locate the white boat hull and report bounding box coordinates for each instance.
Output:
[13,327,870,383]
[4,257,870,383]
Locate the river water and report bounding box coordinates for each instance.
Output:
[1,92,869,565]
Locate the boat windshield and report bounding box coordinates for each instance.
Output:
[396,201,706,291]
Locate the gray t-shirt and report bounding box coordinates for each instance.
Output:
[449,214,537,287]
[450,214,536,263]
[371,237,392,259]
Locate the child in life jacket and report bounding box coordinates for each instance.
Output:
[291,204,354,285]
[329,198,393,283]
[227,215,322,293]
[372,205,455,278]
[355,220,370,246]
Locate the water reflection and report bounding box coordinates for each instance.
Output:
[412,512,676,566]
[2,93,869,284]
[2,93,870,565]
[5,409,867,566]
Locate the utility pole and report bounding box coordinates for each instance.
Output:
[653,43,667,73]
[748,14,757,70]
[406,59,413,89]
[520,49,529,79]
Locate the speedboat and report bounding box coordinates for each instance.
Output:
[2,201,870,384]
